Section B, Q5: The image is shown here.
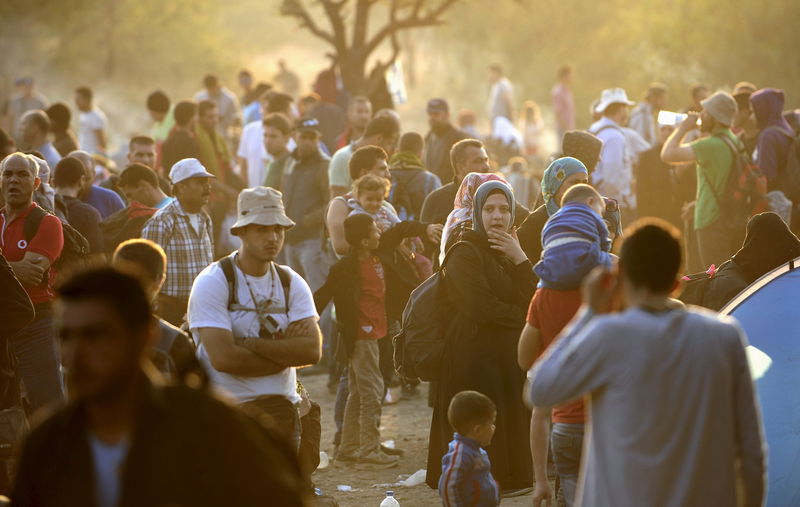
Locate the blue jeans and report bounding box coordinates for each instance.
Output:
[550,422,584,507]
[10,309,65,412]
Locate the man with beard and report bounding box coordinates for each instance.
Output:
[141,158,216,327]
[423,99,467,184]
[661,91,741,268]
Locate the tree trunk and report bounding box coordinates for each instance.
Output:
[340,53,368,95]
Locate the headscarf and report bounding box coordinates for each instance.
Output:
[472,180,516,237]
[541,157,588,216]
[440,172,506,261]
[732,212,800,283]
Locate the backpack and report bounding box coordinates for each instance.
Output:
[393,241,478,382]
[703,133,768,229]
[23,205,90,274]
[390,169,425,221]
[100,203,157,254]
[218,254,292,312]
[766,126,800,203]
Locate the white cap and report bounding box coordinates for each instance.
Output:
[169,158,216,185]
[594,88,635,114]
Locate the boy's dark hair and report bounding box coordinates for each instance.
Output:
[266,92,293,114]
[45,103,71,132]
[128,135,155,151]
[621,218,682,293]
[263,113,292,136]
[349,145,387,181]
[344,213,375,249]
[203,73,219,89]
[174,100,197,127]
[146,90,170,113]
[53,157,86,187]
[363,115,399,140]
[399,132,424,155]
[113,238,167,283]
[448,390,496,435]
[75,86,93,102]
[119,163,158,189]
[561,183,602,207]
[198,100,216,117]
[58,268,151,333]
[450,139,483,170]
[353,173,390,199]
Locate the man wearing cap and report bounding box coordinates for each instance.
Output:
[188,186,322,450]
[281,117,332,292]
[661,91,742,267]
[142,158,215,326]
[423,98,467,184]
[589,88,638,219]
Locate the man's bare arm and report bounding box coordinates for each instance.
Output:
[198,327,287,376]
[240,317,322,368]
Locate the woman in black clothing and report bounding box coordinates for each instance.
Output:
[681,212,800,310]
[426,180,535,493]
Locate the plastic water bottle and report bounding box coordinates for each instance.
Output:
[380,491,400,506]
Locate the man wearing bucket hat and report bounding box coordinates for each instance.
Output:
[142,158,216,326]
[188,186,322,451]
[661,91,742,267]
[589,88,638,220]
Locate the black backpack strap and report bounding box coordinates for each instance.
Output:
[275,264,292,314]
[22,206,48,243]
[218,254,237,310]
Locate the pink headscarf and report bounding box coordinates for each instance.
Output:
[440,172,507,262]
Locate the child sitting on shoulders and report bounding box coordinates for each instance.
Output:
[534,183,614,289]
[439,390,500,507]
[348,174,399,232]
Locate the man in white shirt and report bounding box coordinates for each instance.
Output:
[74,86,108,156]
[188,186,322,450]
[527,219,766,507]
[488,64,515,122]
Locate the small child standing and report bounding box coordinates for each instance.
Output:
[534,183,614,289]
[348,174,400,232]
[439,391,500,507]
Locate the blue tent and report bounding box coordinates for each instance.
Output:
[721,256,800,506]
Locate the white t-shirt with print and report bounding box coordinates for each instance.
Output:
[78,108,108,154]
[188,259,317,404]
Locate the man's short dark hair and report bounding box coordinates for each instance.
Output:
[399,132,424,155]
[263,113,292,136]
[450,139,483,170]
[52,157,86,188]
[448,390,496,435]
[250,82,273,103]
[45,103,71,132]
[203,73,219,89]
[489,64,503,75]
[561,183,602,206]
[349,145,387,181]
[198,100,216,117]
[735,93,752,113]
[146,90,170,113]
[690,84,708,100]
[128,135,155,151]
[58,268,151,333]
[349,96,371,109]
[174,100,197,127]
[621,218,682,293]
[22,110,50,133]
[75,86,93,102]
[266,92,293,114]
[344,213,375,248]
[558,65,572,79]
[363,115,399,141]
[113,239,167,283]
[238,69,252,78]
[647,83,668,99]
[119,163,158,190]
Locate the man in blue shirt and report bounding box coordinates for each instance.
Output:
[68,149,125,219]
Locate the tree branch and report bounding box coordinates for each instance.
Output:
[319,0,349,53]
[280,0,337,46]
[363,0,458,57]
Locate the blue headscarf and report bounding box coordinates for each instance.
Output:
[471,180,516,237]
[541,157,589,216]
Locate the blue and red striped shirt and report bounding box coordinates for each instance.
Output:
[438,433,499,507]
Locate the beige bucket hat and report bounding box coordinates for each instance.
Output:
[230,186,295,234]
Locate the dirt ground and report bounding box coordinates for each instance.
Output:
[302,371,537,507]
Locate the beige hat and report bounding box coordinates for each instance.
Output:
[594,88,635,114]
[230,186,295,233]
[701,91,737,127]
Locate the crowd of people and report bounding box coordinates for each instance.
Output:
[1,61,799,507]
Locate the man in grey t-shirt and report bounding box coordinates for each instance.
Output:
[527,219,766,507]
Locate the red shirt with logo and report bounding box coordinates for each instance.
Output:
[356,257,387,340]
[527,287,585,423]
[0,203,63,304]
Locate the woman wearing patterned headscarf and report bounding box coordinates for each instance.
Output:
[439,172,506,263]
[427,180,536,495]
